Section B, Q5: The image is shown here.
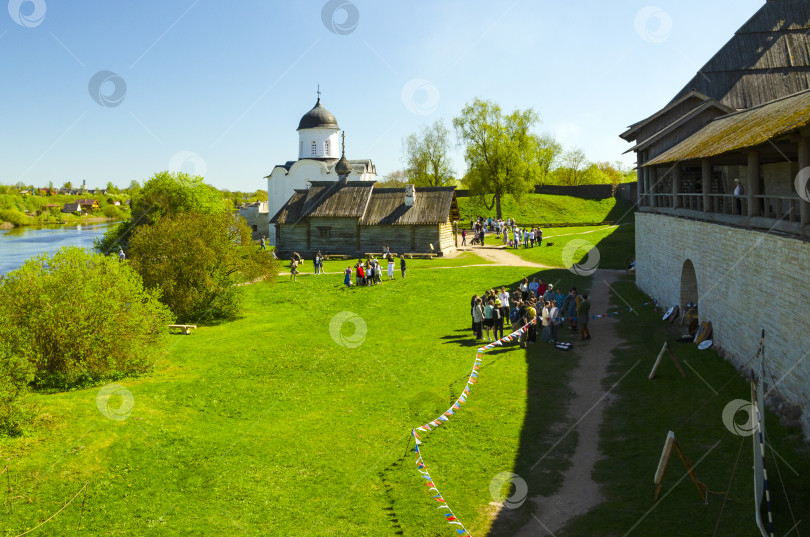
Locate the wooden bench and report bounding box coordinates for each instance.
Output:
[168,324,197,335]
[404,253,437,259]
[364,252,397,258]
[323,254,350,261]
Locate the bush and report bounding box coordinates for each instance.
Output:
[0,208,34,226]
[103,204,123,219]
[129,212,277,323]
[0,345,35,437]
[0,247,173,388]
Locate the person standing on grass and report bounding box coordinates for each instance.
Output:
[514,228,520,249]
[538,278,547,299]
[498,287,510,326]
[549,300,561,343]
[387,254,395,280]
[461,228,467,246]
[542,283,555,304]
[483,299,495,341]
[472,297,484,341]
[260,236,266,251]
[530,229,535,247]
[290,257,299,282]
[399,254,407,278]
[540,301,552,342]
[344,266,353,287]
[520,278,530,301]
[578,294,591,340]
[537,228,543,246]
[493,299,504,340]
[356,260,364,286]
[529,278,539,299]
[563,288,578,331]
[374,258,383,284]
[470,294,480,331]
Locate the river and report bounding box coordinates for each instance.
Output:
[0,222,117,275]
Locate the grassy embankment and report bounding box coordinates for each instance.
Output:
[1,255,807,535]
[0,256,592,536]
[457,193,635,227]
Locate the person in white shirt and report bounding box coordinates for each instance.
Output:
[498,287,510,325]
[530,230,536,247]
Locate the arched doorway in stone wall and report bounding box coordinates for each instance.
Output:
[680,259,698,307]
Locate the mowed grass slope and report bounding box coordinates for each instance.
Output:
[0,262,590,536]
[510,223,636,270]
[457,193,635,226]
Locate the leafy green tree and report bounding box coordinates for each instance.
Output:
[377,170,409,188]
[533,134,563,185]
[128,212,276,323]
[453,99,540,218]
[62,181,72,190]
[106,181,120,194]
[95,171,225,254]
[0,247,172,388]
[404,120,454,187]
[560,148,588,185]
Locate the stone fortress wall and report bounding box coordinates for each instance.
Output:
[635,212,810,435]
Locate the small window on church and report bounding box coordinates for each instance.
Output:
[325,140,330,155]
[317,226,331,238]
[311,141,317,156]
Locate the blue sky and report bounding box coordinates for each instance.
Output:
[0,0,764,191]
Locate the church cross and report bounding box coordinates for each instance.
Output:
[317,84,321,98]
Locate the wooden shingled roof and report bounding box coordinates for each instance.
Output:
[670,0,810,110]
[270,182,458,225]
[645,89,810,166]
[361,187,458,225]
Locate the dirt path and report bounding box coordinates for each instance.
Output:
[449,245,551,268]
[514,269,624,536]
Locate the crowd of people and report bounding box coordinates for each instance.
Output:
[343,250,406,288]
[462,216,544,250]
[469,277,591,346]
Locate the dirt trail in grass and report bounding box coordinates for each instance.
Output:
[513,269,623,537]
[450,245,551,268]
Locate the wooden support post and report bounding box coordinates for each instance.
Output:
[701,159,712,213]
[649,167,657,208]
[673,165,682,209]
[748,150,760,218]
[666,343,687,379]
[674,442,708,503]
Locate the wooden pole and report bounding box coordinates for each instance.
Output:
[674,441,708,503]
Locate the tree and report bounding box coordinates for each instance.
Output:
[453,99,540,218]
[106,181,120,194]
[0,247,172,388]
[0,344,35,436]
[128,212,277,323]
[560,148,588,185]
[376,170,408,188]
[533,134,563,185]
[95,171,225,254]
[62,181,72,190]
[403,120,454,187]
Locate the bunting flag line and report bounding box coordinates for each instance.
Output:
[408,319,537,536]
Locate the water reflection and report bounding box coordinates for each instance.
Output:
[0,222,116,275]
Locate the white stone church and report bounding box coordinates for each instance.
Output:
[265,95,377,244]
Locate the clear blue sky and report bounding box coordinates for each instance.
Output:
[0,0,764,192]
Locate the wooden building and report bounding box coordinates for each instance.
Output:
[270,181,460,257]
[621,0,810,436]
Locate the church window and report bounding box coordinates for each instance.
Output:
[311,141,317,155]
[325,140,330,155]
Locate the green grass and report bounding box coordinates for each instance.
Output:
[457,193,635,226]
[557,276,810,537]
[0,262,592,536]
[507,223,636,270]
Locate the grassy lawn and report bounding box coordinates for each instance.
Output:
[0,263,593,536]
[285,250,494,276]
[457,194,635,226]
[507,223,636,270]
[560,276,810,537]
